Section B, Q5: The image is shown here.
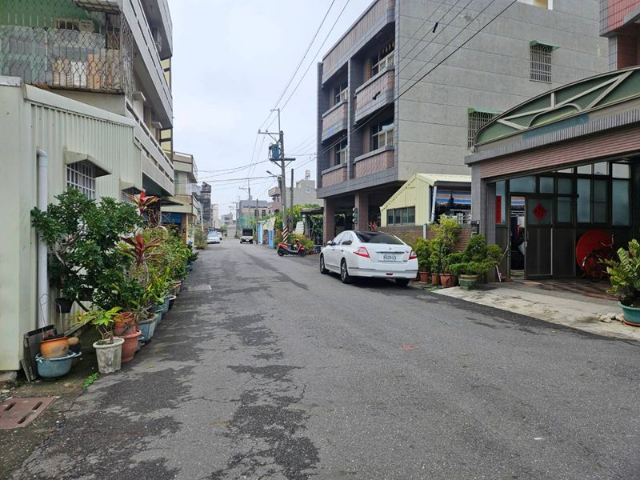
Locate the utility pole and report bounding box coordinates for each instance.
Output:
[290,168,294,235]
[259,109,295,242]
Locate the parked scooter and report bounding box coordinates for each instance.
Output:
[277,239,306,257]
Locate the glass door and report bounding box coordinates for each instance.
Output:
[525,197,553,278]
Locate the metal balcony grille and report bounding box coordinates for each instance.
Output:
[0,0,133,96]
[468,111,497,148]
[530,44,552,83]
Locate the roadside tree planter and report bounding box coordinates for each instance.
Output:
[607,239,640,326]
[414,238,432,283]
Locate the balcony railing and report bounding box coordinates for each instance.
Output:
[321,164,347,188]
[355,68,395,122]
[0,6,133,96]
[321,102,348,141]
[353,147,394,178]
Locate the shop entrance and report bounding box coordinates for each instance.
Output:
[524,197,553,278]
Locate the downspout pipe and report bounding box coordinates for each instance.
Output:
[37,148,49,329]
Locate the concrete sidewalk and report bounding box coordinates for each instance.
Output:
[432,282,640,342]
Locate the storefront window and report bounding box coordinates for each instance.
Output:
[593,179,608,223]
[593,162,608,175]
[612,163,630,179]
[577,179,591,223]
[558,178,572,194]
[557,197,572,223]
[495,181,505,224]
[510,176,536,193]
[540,177,554,194]
[612,180,630,226]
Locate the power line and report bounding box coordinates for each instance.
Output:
[265,0,352,132]
[259,0,337,130]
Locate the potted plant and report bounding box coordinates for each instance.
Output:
[449,235,503,290]
[414,238,432,282]
[75,307,125,374]
[429,216,461,286]
[607,239,640,326]
[441,253,463,288]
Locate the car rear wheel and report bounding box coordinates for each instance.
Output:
[320,255,328,274]
[395,278,410,287]
[340,260,352,284]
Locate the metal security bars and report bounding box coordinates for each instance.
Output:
[67,162,96,199]
[0,0,133,96]
[530,44,553,83]
[468,111,497,148]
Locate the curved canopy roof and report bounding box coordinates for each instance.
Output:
[475,66,640,146]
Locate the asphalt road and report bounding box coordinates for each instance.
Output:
[13,239,640,479]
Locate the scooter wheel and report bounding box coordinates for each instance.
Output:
[277,249,285,257]
[298,250,306,257]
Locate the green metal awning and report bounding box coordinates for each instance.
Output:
[468,107,501,115]
[530,40,560,51]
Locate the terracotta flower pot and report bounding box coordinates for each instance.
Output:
[440,274,456,288]
[118,329,142,363]
[114,312,136,336]
[431,273,440,286]
[40,337,70,359]
[419,271,430,283]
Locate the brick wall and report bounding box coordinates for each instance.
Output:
[480,126,640,179]
[321,103,348,139]
[602,0,640,34]
[322,165,347,187]
[355,70,394,112]
[354,149,394,178]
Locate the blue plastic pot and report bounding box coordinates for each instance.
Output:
[161,296,170,314]
[35,351,81,379]
[620,303,640,326]
[138,316,157,343]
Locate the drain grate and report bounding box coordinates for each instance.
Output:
[0,397,55,429]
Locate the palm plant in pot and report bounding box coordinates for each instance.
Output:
[607,239,640,326]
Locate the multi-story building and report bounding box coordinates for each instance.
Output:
[464,0,640,280]
[162,152,203,242]
[0,0,174,370]
[238,200,270,229]
[317,0,608,240]
[268,171,319,213]
[200,182,212,229]
[211,204,220,228]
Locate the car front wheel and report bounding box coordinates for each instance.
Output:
[340,260,352,284]
[320,255,328,274]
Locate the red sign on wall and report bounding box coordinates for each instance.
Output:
[495,196,502,224]
[532,203,548,221]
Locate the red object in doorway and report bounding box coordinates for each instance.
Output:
[575,230,612,266]
[532,203,548,221]
[495,196,502,223]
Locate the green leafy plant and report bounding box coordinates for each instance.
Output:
[74,307,122,343]
[429,216,461,274]
[413,238,432,272]
[194,229,208,250]
[31,189,142,309]
[607,239,640,307]
[83,372,100,389]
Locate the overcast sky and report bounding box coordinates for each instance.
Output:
[170,0,372,218]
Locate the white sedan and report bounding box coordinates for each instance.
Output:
[207,232,221,244]
[319,230,418,286]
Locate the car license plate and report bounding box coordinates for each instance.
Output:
[382,254,397,262]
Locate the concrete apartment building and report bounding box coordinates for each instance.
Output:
[200,182,213,229]
[162,152,203,243]
[0,0,174,370]
[268,171,320,213]
[316,0,609,240]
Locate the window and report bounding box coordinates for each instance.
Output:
[355,231,404,244]
[371,120,394,150]
[468,111,497,148]
[67,162,96,199]
[334,139,348,166]
[371,40,395,77]
[530,44,552,83]
[262,210,266,217]
[386,207,415,225]
[334,82,348,105]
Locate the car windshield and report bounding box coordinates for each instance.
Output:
[355,231,404,245]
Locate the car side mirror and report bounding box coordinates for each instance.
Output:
[327,241,334,246]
